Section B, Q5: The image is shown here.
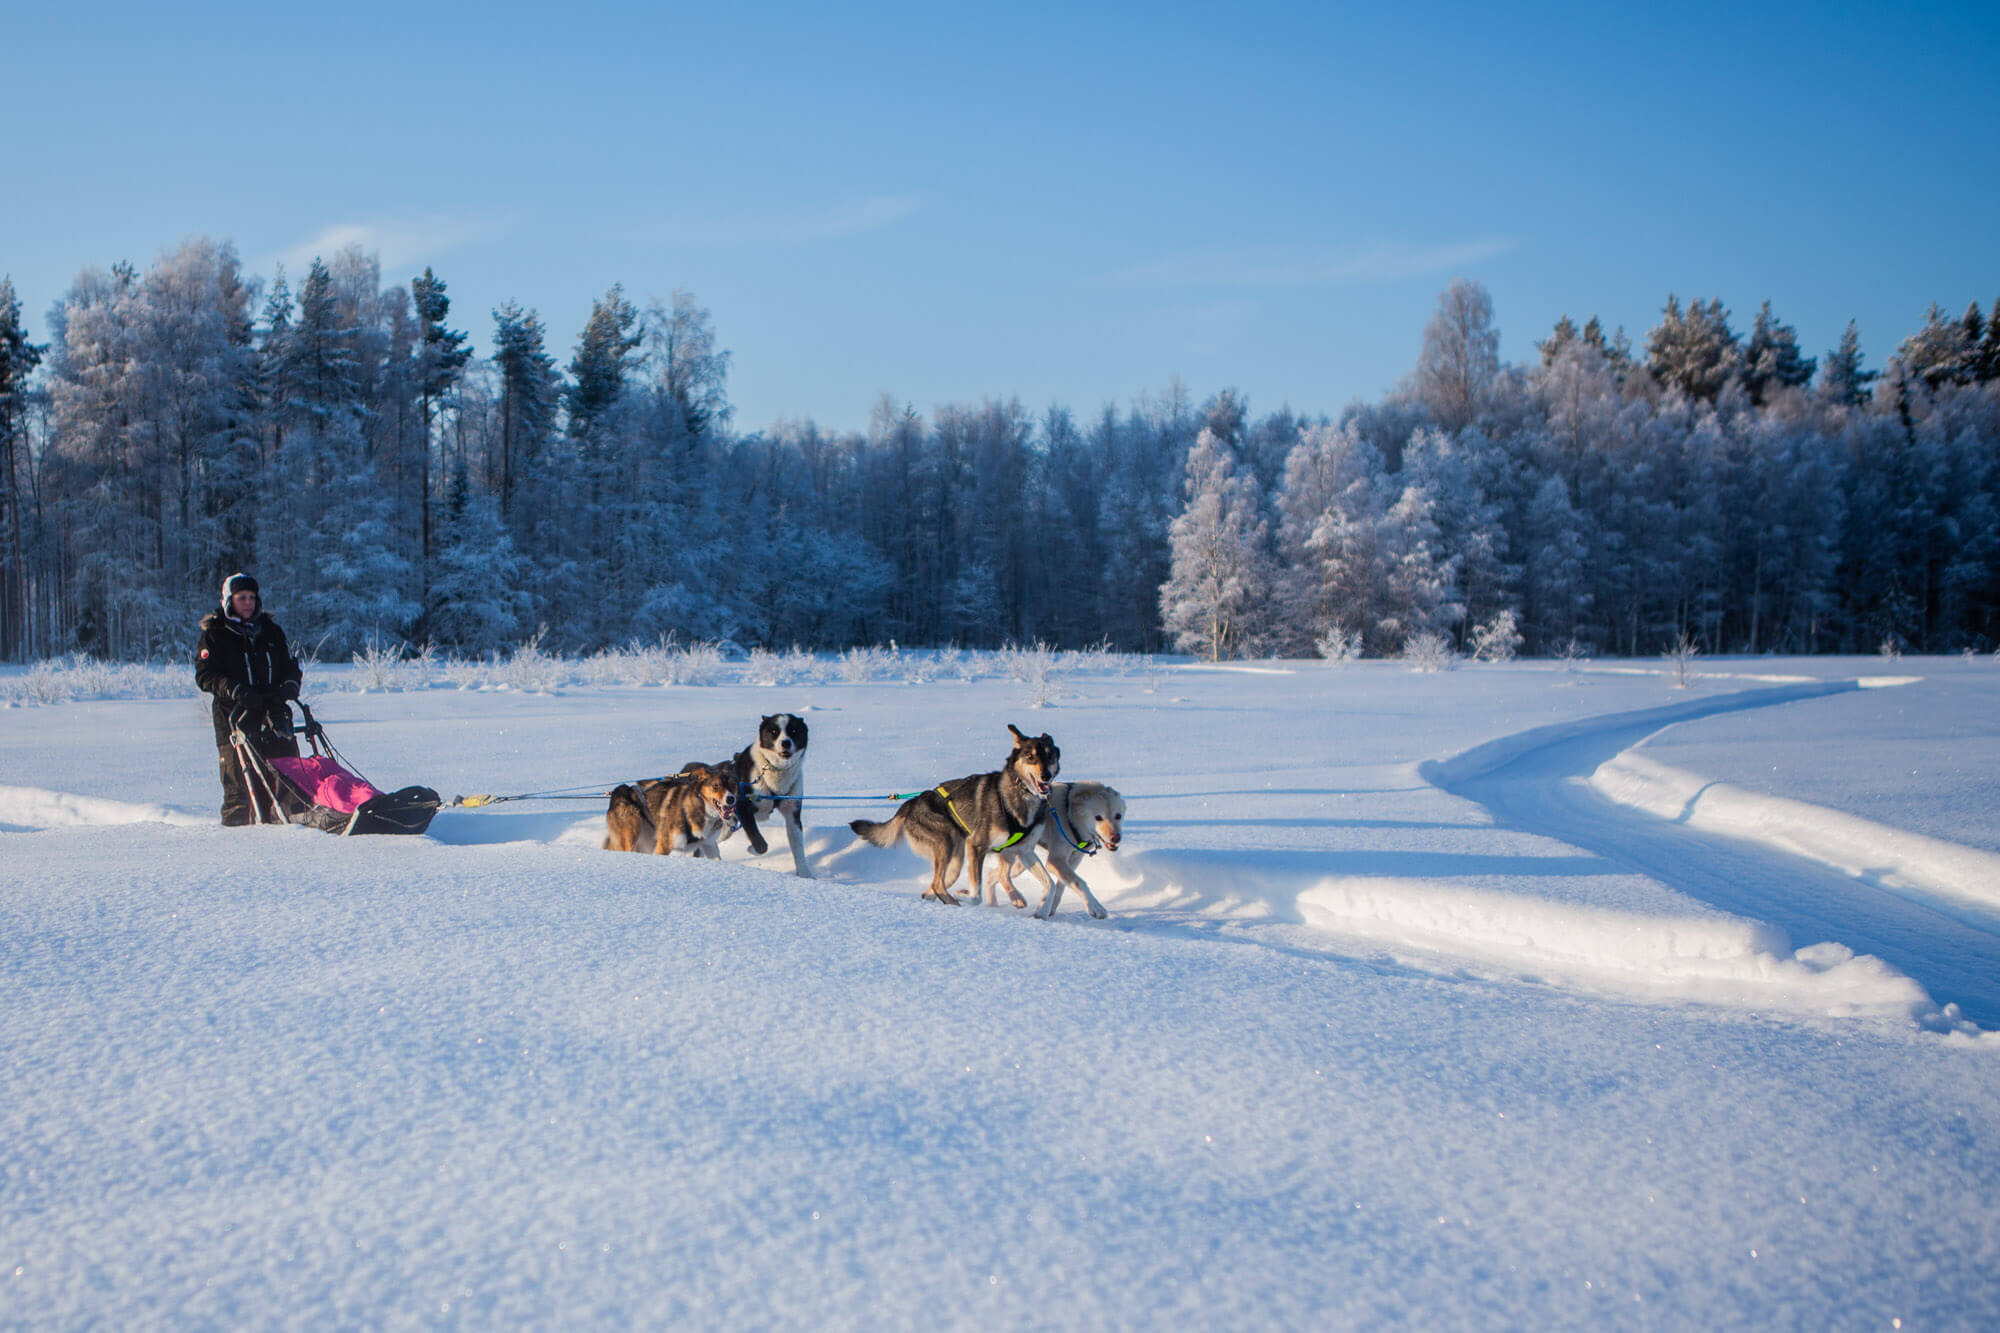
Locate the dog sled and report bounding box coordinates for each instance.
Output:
[228,701,441,835]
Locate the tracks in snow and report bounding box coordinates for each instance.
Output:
[1427,682,2000,1028]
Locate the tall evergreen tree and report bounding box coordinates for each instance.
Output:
[284,258,360,429]
[1980,297,2000,383]
[1897,303,1971,389]
[1818,320,1875,406]
[566,284,641,446]
[411,267,472,580]
[0,277,47,660]
[492,301,559,522]
[1645,296,1741,401]
[1743,299,1815,404]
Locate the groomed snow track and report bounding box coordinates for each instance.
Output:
[1422,681,2000,1028]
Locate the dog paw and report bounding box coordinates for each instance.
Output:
[1007,892,1028,909]
[1088,903,1108,919]
[795,867,817,880]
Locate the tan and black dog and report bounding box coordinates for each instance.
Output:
[603,765,738,857]
[850,724,1059,907]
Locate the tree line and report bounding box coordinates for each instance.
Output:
[1,239,1995,662]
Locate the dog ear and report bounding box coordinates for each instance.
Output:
[762,714,777,726]
[1007,723,1028,744]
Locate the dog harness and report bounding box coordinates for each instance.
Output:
[1046,790,1097,856]
[935,782,1027,849]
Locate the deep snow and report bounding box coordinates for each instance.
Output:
[4,657,1998,1327]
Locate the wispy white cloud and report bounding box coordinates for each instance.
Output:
[262,216,504,277]
[1105,238,1513,289]
[631,193,924,247]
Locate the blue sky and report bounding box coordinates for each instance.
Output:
[8,1,1998,431]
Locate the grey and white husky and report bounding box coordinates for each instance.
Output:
[1004,780,1125,919]
[850,724,1059,907]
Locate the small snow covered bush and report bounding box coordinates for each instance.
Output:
[503,628,566,693]
[745,648,783,686]
[1557,638,1589,673]
[667,640,725,686]
[783,646,821,685]
[442,656,485,691]
[1878,635,1903,661]
[932,645,968,682]
[1663,630,1701,688]
[1001,640,1065,707]
[1467,610,1524,664]
[1315,627,1362,664]
[1,655,196,706]
[838,645,890,683]
[351,639,437,692]
[1402,632,1457,673]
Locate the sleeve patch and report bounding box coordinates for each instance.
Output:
[199,648,209,659]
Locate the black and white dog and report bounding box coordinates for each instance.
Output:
[696,713,813,878]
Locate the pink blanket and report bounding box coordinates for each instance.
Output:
[266,756,382,814]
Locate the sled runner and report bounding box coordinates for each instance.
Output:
[228,701,440,836]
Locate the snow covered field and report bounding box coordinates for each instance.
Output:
[4,657,1999,1326]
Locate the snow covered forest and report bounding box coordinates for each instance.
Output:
[1,240,1997,663]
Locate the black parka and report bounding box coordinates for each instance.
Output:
[195,611,304,745]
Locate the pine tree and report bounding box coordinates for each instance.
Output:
[1645,296,1742,400]
[427,456,532,652]
[1538,314,1579,366]
[1818,320,1876,406]
[284,258,361,429]
[1159,429,1272,660]
[1981,298,2000,383]
[1743,300,1816,404]
[1896,303,1970,389]
[411,267,472,581]
[492,301,559,522]
[0,277,47,660]
[566,284,641,446]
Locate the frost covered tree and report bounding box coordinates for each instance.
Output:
[1402,427,1515,636]
[1376,484,1463,650]
[412,267,471,574]
[1274,422,1385,653]
[1160,429,1272,660]
[491,301,558,523]
[285,258,362,428]
[1645,296,1741,401]
[1413,279,1500,431]
[427,459,532,652]
[565,284,641,447]
[1743,300,1815,404]
[1897,304,1972,389]
[1,278,46,660]
[1523,475,1590,652]
[1818,321,1876,407]
[646,290,731,450]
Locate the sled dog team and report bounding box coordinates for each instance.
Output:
[602,714,1125,919]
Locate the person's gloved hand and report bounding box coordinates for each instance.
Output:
[279,679,301,702]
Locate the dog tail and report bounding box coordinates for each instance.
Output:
[849,812,904,847]
[604,783,643,850]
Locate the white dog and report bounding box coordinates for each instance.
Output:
[999,780,1124,919]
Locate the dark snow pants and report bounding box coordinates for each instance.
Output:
[218,737,300,827]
